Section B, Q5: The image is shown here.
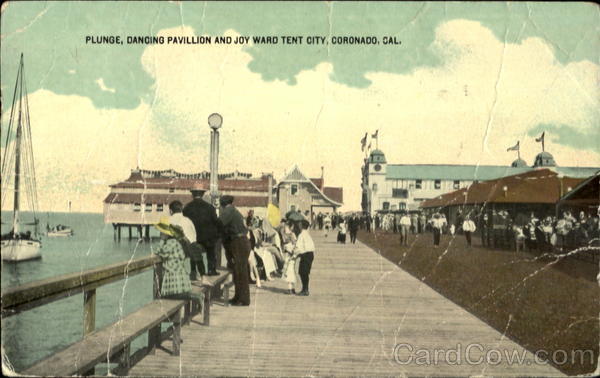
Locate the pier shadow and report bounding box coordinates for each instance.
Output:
[254,285,289,295]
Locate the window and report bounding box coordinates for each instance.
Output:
[453,180,460,189]
[291,184,298,195]
[133,203,141,212]
[415,179,422,189]
[392,188,408,198]
[169,188,175,193]
[372,183,378,192]
[157,204,164,212]
[399,203,406,210]
[434,180,441,189]
[382,202,390,210]
[145,203,152,212]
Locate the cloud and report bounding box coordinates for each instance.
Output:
[2,20,598,212]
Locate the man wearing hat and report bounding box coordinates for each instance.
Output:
[218,195,251,306]
[183,184,220,276]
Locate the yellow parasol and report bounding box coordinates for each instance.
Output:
[267,203,281,228]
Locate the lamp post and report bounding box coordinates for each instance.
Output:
[208,113,222,208]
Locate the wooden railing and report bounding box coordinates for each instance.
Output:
[1,255,164,375]
[2,254,232,376]
[1,255,161,326]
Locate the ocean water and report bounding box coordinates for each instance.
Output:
[1,212,158,373]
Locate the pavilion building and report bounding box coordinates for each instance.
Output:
[362,148,599,215]
[103,168,273,240]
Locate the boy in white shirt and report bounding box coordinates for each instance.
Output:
[295,220,315,296]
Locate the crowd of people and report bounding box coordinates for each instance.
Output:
[151,196,598,306]
[306,207,598,255]
[151,190,318,307]
[478,209,600,253]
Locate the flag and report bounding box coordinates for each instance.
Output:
[506,141,519,152]
[535,131,545,151]
[267,203,281,228]
[360,132,367,151]
[371,129,379,139]
[535,132,545,143]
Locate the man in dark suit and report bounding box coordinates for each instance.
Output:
[183,187,220,276]
[218,195,251,306]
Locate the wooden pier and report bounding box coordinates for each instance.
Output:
[130,234,563,376]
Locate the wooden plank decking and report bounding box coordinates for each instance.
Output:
[130,233,562,376]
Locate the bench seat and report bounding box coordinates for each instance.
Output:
[23,299,186,376]
[23,269,232,376]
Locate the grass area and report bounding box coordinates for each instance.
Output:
[358,229,599,375]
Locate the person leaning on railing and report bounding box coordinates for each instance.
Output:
[153,217,201,301]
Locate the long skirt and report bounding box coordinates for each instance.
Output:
[254,247,278,277]
[282,255,298,284]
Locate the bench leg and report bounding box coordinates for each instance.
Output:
[184,301,191,325]
[148,325,161,355]
[172,308,182,356]
[224,283,230,307]
[203,290,211,326]
[115,343,131,375]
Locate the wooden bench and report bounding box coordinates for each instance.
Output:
[189,269,233,326]
[20,268,232,376]
[23,299,187,376]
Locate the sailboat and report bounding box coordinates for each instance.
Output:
[1,54,42,261]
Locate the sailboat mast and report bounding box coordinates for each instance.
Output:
[12,55,24,235]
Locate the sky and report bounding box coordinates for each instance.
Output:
[1,1,599,213]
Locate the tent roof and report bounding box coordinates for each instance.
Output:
[421,168,585,208]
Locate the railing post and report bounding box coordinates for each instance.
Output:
[148,261,163,354]
[83,289,96,376]
[83,289,96,335]
[153,262,163,300]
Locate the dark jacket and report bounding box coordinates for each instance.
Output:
[183,198,220,245]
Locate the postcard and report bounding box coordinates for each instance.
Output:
[1,1,598,376]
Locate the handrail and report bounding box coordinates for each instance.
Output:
[2,251,231,375]
[1,254,162,317]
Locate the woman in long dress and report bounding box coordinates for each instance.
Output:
[280,221,299,294]
[153,218,198,300]
[252,228,278,280]
[247,229,262,287]
[323,214,332,237]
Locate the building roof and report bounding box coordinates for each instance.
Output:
[511,158,528,168]
[559,172,599,206]
[420,168,585,208]
[310,178,324,190]
[369,149,387,164]
[279,165,343,206]
[533,151,557,168]
[280,166,310,182]
[110,170,271,192]
[386,164,531,181]
[386,164,598,181]
[323,187,343,204]
[104,192,268,207]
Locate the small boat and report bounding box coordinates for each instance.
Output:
[1,54,42,262]
[47,225,74,237]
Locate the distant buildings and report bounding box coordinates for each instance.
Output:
[104,165,343,239]
[420,168,587,226]
[276,165,343,215]
[103,169,273,238]
[361,149,599,215]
